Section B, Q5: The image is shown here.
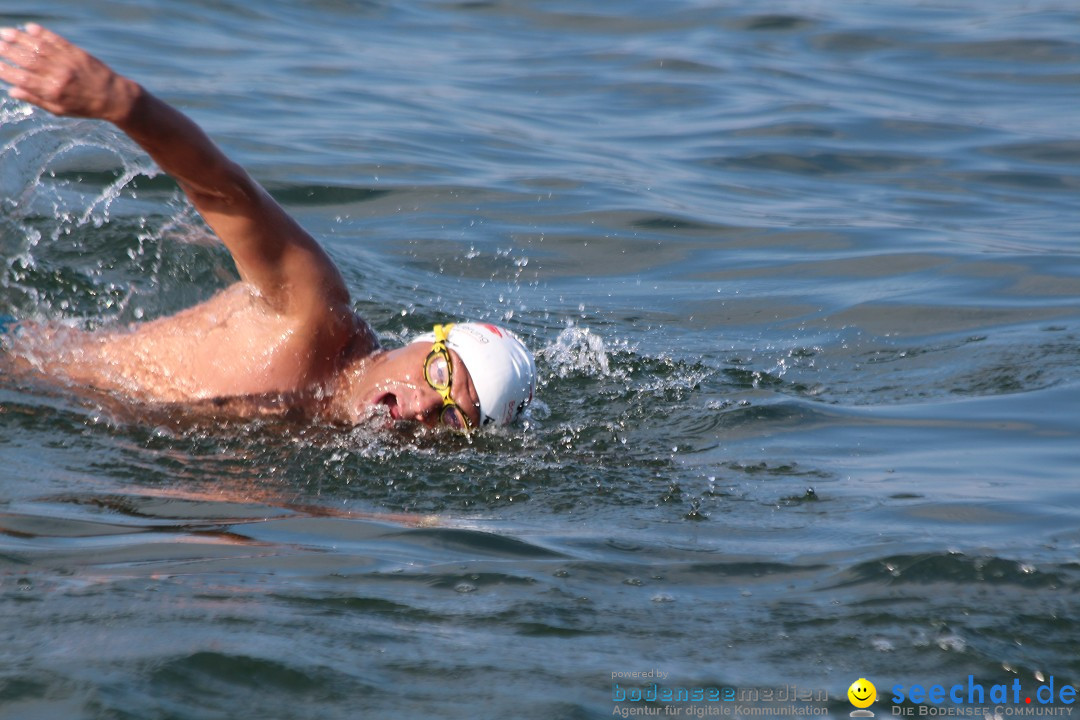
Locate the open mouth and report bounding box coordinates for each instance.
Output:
[376,393,401,420]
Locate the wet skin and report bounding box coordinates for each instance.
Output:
[0,24,480,430]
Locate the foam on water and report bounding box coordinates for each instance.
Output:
[542,324,611,378]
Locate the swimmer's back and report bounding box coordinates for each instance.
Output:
[11,283,375,404]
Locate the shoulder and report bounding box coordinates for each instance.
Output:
[343,313,380,359]
[293,302,379,365]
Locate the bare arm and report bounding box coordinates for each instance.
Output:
[0,24,349,315]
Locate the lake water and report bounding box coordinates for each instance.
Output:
[2,1,1079,718]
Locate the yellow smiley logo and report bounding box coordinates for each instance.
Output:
[848,678,877,709]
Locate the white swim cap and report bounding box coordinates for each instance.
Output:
[412,322,536,427]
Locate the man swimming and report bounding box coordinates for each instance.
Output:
[0,24,535,432]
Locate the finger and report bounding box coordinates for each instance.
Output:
[0,28,43,62]
[23,24,75,61]
[25,23,67,48]
[0,37,42,70]
[0,27,20,59]
[0,61,32,88]
[0,61,59,104]
[2,82,40,109]
[10,88,66,116]
[5,24,64,57]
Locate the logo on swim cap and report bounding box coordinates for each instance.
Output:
[413,322,536,427]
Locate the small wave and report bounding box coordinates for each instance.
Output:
[721,150,936,177]
[728,14,817,33]
[266,183,392,207]
[829,551,1068,590]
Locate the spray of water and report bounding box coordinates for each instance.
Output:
[1,101,226,326]
[540,324,611,378]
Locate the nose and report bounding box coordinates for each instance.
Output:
[413,387,444,425]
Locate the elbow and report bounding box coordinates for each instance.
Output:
[183,160,263,208]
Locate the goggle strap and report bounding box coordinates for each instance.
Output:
[433,323,455,342]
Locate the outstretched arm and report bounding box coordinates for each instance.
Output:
[0,24,349,315]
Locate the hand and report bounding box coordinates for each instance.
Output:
[0,23,138,122]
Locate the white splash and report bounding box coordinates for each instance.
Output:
[541,324,611,378]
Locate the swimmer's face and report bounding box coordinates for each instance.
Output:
[848,679,876,709]
[354,342,481,430]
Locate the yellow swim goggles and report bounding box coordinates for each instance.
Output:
[423,324,474,434]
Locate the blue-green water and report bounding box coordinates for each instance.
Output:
[2,1,1079,718]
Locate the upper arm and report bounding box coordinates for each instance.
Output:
[111,90,350,318]
[179,163,351,316]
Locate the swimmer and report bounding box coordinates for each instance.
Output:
[0,24,535,432]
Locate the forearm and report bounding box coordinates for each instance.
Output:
[112,81,253,202]
[2,24,251,203]
[2,24,350,313]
